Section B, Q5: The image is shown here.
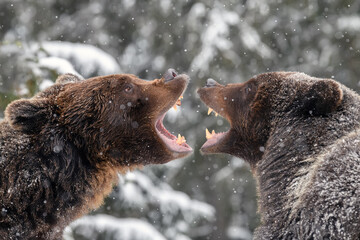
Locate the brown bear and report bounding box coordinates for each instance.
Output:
[198,72,360,239]
[0,69,192,239]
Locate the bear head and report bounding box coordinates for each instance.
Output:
[5,69,192,167]
[197,72,343,166]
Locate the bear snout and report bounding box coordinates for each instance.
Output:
[205,78,219,87]
[163,68,178,82]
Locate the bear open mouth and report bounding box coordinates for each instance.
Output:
[155,112,192,153]
[154,69,193,155]
[197,80,232,153]
[201,108,229,150]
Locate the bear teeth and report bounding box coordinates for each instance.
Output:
[207,107,219,117]
[205,128,216,140]
[176,134,186,145]
[173,95,183,111]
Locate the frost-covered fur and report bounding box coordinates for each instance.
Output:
[254,73,360,239]
[198,72,360,239]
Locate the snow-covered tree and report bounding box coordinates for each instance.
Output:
[1,0,360,239]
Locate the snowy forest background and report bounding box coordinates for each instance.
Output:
[1,0,360,239]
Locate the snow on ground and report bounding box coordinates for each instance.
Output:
[64,214,166,240]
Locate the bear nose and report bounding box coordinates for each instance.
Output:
[163,68,178,82]
[206,78,218,87]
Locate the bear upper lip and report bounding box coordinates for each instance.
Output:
[154,73,190,118]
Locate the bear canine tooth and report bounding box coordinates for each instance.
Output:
[177,96,183,105]
[176,134,186,145]
[206,128,211,139]
[207,107,219,116]
[205,128,216,140]
[173,96,183,110]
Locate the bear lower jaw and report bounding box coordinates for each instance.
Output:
[200,130,229,154]
[155,113,193,157]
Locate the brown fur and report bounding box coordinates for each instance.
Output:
[198,72,360,239]
[0,72,190,239]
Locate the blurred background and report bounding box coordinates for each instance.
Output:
[1,0,360,239]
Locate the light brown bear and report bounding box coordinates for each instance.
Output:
[0,69,192,239]
[198,72,360,239]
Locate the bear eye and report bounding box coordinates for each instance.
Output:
[124,84,134,94]
[245,87,251,94]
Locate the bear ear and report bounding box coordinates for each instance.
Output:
[55,73,83,84]
[5,98,50,134]
[300,79,343,116]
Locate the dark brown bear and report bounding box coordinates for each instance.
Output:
[0,69,192,239]
[198,72,360,239]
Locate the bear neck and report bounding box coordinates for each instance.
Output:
[254,88,360,227]
[36,128,119,229]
